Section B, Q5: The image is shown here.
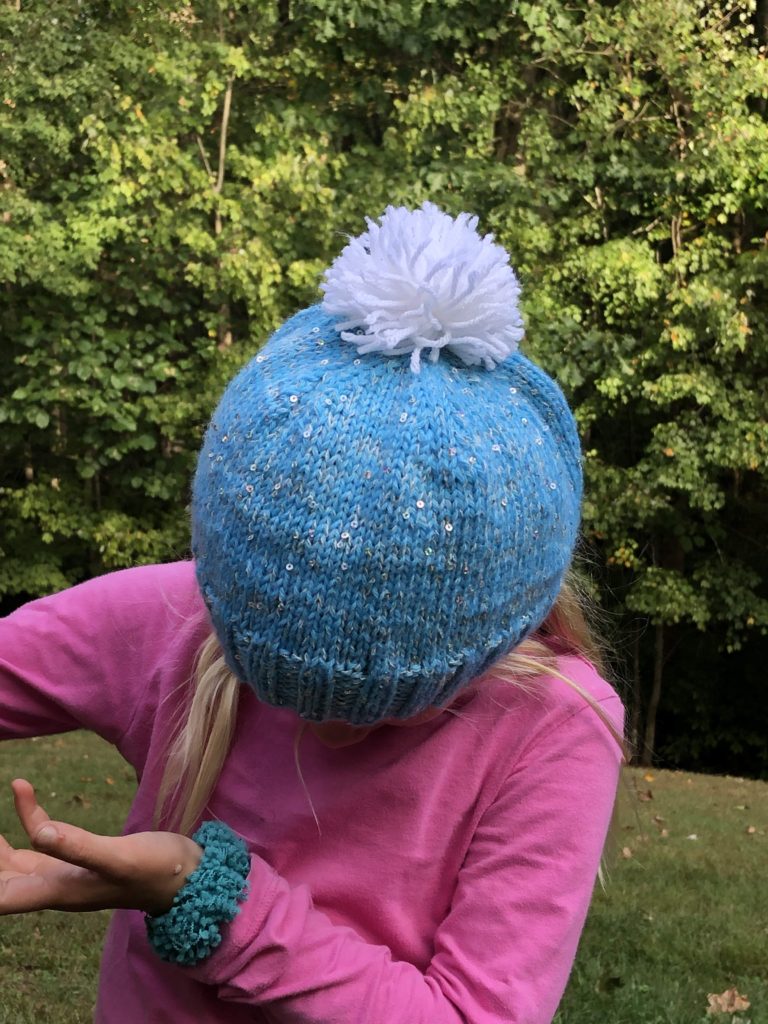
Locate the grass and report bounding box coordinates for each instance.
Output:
[0,733,135,1024]
[555,767,768,1024]
[1,733,766,1024]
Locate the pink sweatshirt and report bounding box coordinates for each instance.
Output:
[0,561,624,1024]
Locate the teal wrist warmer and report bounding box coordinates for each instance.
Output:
[146,821,251,966]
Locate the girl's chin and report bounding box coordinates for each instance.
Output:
[307,707,443,748]
[307,722,375,748]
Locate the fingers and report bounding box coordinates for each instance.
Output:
[0,835,47,876]
[0,833,15,870]
[0,869,52,915]
[0,833,22,865]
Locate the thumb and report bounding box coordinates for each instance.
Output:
[12,779,121,876]
[34,824,61,846]
[31,819,123,876]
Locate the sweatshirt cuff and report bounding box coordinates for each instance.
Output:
[184,852,281,987]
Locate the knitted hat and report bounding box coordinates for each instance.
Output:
[191,202,582,724]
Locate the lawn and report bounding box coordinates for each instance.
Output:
[0,732,766,1023]
[555,765,767,1024]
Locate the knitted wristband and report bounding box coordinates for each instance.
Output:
[145,820,251,966]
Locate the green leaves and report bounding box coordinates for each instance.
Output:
[0,0,766,768]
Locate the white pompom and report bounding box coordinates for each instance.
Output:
[320,202,524,373]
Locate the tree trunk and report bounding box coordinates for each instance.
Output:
[195,75,234,351]
[629,629,642,762]
[641,623,664,766]
[756,1,768,115]
[215,78,234,350]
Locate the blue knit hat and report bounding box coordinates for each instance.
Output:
[192,203,582,724]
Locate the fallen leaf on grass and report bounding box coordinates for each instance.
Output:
[637,789,653,802]
[643,772,655,782]
[686,834,699,840]
[650,816,669,838]
[746,826,756,835]
[706,988,750,1015]
[105,776,115,785]
[621,847,633,859]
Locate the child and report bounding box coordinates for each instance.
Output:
[0,202,625,1024]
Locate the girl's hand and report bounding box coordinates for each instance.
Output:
[0,779,202,917]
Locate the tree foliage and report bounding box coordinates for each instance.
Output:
[1,0,767,773]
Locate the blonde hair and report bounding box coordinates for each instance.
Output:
[155,570,627,836]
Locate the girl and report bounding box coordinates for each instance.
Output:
[0,202,625,1023]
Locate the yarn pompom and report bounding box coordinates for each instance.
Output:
[320,202,524,373]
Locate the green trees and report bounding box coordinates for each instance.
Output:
[1,1,766,773]
[497,1,768,767]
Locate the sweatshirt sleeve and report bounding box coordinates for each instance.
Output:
[184,686,625,1024]
[0,561,202,761]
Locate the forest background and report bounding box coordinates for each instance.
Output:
[1,0,767,778]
